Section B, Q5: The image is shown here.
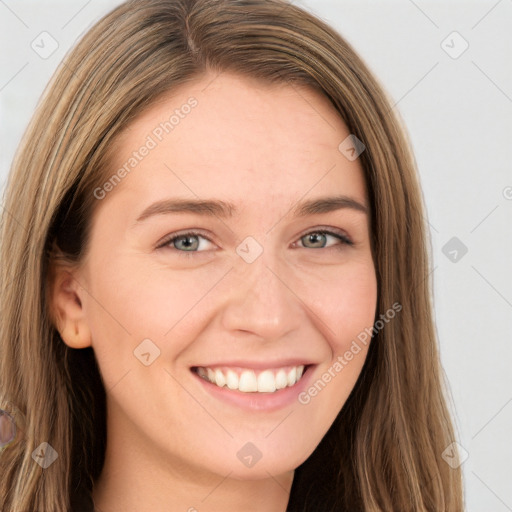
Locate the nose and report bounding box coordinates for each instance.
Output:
[219,244,303,342]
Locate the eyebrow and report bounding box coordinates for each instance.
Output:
[134,195,368,223]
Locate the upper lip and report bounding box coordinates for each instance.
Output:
[191,359,316,370]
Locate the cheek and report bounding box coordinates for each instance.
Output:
[82,254,229,373]
[293,259,377,440]
[301,258,378,352]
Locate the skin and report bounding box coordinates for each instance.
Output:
[51,71,377,512]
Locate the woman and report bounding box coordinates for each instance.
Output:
[0,0,464,510]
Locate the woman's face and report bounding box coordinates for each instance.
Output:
[59,72,377,482]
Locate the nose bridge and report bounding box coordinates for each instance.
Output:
[220,239,301,338]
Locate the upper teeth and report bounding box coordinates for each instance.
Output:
[196,365,305,393]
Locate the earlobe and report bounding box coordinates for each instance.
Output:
[49,265,92,349]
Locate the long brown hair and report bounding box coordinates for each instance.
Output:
[0,0,464,510]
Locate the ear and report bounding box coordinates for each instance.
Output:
[48,260,92,349]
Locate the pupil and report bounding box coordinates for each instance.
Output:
[178,235,197,250]
[308,233,325,247]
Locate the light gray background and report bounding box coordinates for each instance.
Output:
[1,1,511,510]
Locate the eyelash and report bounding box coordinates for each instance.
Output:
[156,228,354,256]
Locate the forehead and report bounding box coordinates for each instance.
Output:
[103,71,368,214]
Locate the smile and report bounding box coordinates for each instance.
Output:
[193,365,306,393]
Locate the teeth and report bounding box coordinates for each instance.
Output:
[286,367,297,386]
[214,369,226,388]
[257,370,276,393]
[239,371,258,392]
[275,369,288,390]
[226,369,239,390]
[196,365,307,393]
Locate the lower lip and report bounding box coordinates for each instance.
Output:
[191,365,315,412]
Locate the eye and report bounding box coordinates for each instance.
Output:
[297,229,353,250]
[156,230,215,255]
[156,227,353,256]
